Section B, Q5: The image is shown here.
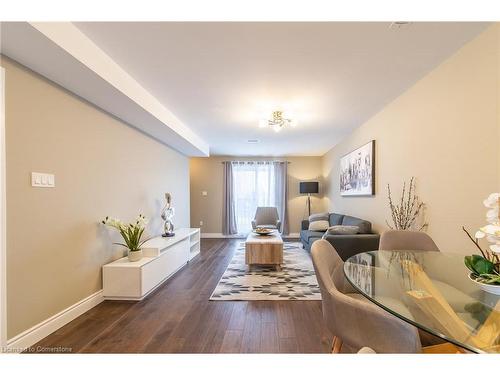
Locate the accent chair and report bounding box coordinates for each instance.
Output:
[251,207,281,231]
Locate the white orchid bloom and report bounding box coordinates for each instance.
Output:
[486,208,500,224]
[486,234,499,245]
[469,193,500,260]
[475,230,486,239]
[479,224,500,237]
[483,193,500,208]
[489,244,500,253]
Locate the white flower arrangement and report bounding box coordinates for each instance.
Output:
[463,193,500,285]
[475,193,500,254]
[101,214,149,252]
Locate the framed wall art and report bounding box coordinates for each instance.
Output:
[340,140,375,196]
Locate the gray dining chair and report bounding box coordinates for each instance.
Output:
[311,239,422,353]
[379,230,452,348]
[379,230,440,252]
[251,207,281,231]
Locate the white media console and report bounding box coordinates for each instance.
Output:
[102,228,200,301]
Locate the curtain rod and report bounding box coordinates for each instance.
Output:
[221,161,291,164]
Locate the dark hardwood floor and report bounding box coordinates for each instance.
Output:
[30,239,332,353]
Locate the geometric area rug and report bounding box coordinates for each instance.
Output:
[210,242,321,301]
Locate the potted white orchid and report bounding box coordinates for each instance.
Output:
[102,214,149,262]
[463,193,500,294]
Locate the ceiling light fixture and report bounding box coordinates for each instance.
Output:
[259,110,296,133]
[389,22,412,30]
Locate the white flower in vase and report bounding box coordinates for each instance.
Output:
[483,192,500,208]
[101,214,150,262]
[464,193,500,291]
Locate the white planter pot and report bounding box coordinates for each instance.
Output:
[128,249,143,262]
[468,273,500,295]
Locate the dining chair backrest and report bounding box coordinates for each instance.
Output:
[311,239,422,353]
[310,239,344,332]
[379,230,440,252]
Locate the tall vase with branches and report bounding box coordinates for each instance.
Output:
[386,177,427,231]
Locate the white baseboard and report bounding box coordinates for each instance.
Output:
[201,232,300,239]
[6,290,104,352]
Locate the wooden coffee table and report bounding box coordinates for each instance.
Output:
[245,231,283,271]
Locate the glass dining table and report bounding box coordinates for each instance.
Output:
[344,250,500,354]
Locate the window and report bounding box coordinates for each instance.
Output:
[232,162,276,234]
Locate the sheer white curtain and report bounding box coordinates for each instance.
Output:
[233,162,277,234]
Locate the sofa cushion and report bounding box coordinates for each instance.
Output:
[341,215,371,234]
[329,213,344,226]
[309,213,329,222]
[325,225,359,235]
[301,230,325,243]
[308,220,329,231]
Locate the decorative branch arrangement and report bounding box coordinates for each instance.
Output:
[386,177,427,231]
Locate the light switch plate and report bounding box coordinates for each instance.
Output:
[202,191,208,196]
[31,172,55,188]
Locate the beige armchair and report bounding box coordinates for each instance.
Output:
[251,207,281,231]
[311,239,422,353]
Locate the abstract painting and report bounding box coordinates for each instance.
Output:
[340,140,375,196]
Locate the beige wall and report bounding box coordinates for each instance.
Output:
[322,25,500,253]
[190,156,325,234]
[2,56,190,339]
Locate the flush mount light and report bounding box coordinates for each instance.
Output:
[389,22,412,29]
[259,110,296,132]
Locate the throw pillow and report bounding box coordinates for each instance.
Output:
[325,225,360,235]
[308,212,329,222]
[308,220,329,232]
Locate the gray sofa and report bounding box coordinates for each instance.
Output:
[300,213,380,260]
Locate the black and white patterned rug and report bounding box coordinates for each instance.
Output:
[210,242,321,301]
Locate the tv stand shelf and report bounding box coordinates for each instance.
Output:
[102,228,200,301]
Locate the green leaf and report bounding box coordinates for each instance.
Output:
[464,256,476,274]
[470,255,494,275]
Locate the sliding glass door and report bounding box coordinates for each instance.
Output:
[232,162,276,234]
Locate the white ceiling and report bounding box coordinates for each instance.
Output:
[4,22,490,157]
[74,22,489,156]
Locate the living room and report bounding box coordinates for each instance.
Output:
[1,1,500,373]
